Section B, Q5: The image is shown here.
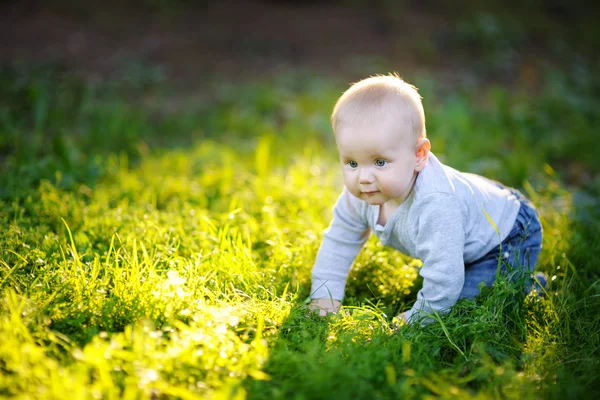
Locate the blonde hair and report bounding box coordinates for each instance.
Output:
[331,73,426,140]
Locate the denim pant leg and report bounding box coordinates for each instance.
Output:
[459,190,543,300]
[459,248,502,300]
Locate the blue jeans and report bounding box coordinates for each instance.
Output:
[459,188,543,299]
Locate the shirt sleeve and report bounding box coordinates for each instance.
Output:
[404,193,466,325]
[310,188,371,301]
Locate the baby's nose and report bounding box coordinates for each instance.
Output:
[359,169,374,184]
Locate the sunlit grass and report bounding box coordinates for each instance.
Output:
[1,62,599,398]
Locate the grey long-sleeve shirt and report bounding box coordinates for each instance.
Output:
[310,152,521,323]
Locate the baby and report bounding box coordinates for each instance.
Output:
[309,74,544,325]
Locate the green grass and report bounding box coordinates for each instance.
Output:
[0,62,599,399]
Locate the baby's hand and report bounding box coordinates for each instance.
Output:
[391,312,408,330]
[308,298,341,316]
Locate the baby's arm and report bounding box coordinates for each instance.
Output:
[310,188,370,308]
[404,194,466,324]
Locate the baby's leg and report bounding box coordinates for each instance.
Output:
[499,199,543,286]
[460,251,501,299]
[459,196,543,300]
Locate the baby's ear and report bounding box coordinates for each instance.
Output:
[415,138,430,172]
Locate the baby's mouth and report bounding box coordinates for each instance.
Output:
[362,190,379,195]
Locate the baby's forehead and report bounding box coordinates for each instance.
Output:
[336,123,416,155]
[338,115,414,139]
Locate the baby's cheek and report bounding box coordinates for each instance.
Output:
[390,179,408,195]
[342,173,356,187]
[382,176,397,189]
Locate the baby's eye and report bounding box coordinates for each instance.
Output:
[347,160,358,168]
[375,159,387,167]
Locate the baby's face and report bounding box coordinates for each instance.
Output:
[335,116,423,207]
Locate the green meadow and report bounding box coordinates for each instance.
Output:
[0,60,599,399]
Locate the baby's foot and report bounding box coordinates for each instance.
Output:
[530,272,548,297]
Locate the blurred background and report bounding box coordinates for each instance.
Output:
[1,0,599,194]
[2,0,599,90]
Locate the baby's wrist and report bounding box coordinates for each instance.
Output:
[311,298,341,305]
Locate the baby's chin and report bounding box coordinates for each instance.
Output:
[358,193,387,205]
